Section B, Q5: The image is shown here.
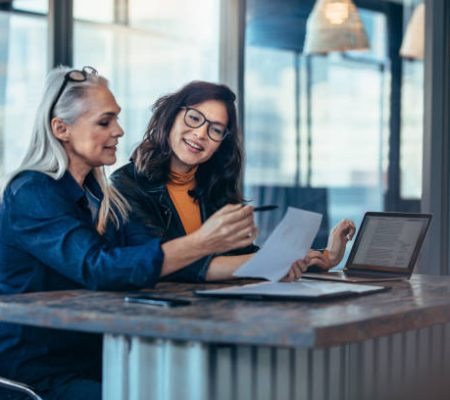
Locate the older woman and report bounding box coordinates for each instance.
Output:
[111,81,355,282]
[0,68,257,399]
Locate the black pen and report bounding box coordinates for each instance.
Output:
[253,205,278,212]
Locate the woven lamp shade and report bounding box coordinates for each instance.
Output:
[304,0,369,54]
[400,3,424,60]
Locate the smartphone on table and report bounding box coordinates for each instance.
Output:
[124,294,191,308]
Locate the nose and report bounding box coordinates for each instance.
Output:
[193,123,209,140]
[112,121,124,138]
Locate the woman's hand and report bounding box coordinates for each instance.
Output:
[326,219,356,266]
[281,257,310,281]
[303,220,356,271]
[192,204,257,255]
[306,249,332,270]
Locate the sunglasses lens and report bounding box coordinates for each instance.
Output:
[68,70,86,82]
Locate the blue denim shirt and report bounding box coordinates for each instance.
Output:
[0,170,164,391]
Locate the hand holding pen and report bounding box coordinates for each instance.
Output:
[195,204,257,254]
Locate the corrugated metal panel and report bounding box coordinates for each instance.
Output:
[103,334,130,400]
[103,323,450,400]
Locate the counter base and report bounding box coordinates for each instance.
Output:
[103,322,450,400]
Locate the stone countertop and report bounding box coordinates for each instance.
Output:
[0,274,449,348]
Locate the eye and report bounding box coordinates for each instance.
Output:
[210,124,226,135]
[98,120,110,127]
[212,127,224,136]
[188,114,201,123]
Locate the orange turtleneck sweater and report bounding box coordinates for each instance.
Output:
[166,168,202,234]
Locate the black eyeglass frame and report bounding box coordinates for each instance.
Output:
[181,106,230,142]
[49,66,97,122]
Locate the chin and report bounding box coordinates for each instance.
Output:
[102,157,117,166]
[177,155,202,168]
[186,160,206,170]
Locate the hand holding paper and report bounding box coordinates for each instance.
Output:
[233,207,322,282]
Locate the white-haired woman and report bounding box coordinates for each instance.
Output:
[0,66,259,399]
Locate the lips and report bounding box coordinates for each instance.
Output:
[104,144,117,152]
[183,138,204,152]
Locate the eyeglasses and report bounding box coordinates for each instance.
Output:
[182,107,229,142]
[49,66,98,121]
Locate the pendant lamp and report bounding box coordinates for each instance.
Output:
[304,0,369,54]
[400,3,424,60]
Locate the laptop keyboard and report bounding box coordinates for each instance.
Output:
[345,270,405,278]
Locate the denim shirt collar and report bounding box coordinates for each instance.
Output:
[61,171,104,204]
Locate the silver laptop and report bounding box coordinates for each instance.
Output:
[303,212,432,283]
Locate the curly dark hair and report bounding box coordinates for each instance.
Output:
[132,81,243,208]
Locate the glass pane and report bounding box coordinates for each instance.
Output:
[0,12,47,177]
[244,47,296,186]
[399,0,423,200]
[129,0,218,45]
[13,0,47,13]
[74,0,114,23]
[306,52,387,230]
[400,60,423,199]
[74,0,220,169]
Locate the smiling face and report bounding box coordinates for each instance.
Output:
[52,85,123,182]
[168,99,228,173]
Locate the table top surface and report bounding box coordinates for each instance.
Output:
[0,274,449,348]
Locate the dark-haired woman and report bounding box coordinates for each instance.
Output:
[111,81,355,282]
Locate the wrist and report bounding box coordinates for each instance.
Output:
[207,254,252,281]
[325,247,343,266]
[206,257,235,281]
[187,231,209,259]
[321,249,335,267]
[161,233,211,277]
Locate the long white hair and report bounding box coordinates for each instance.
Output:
[1,66,129,234]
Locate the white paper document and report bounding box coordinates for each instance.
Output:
[196,280,387,300]
[233,207,322,282]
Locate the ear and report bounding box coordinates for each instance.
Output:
[51,117,70,142]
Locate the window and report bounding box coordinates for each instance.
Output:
[74,0,220,169]
[74,0,114,23]
[13,0,47,14]
[244,1,423,267]
[0,10,47,176]
[400,57,423,199]
[244,47,296,186]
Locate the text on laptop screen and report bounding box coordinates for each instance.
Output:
[352,216,429,268]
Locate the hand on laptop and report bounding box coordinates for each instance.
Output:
[281,220,356,279]
[306,219,356,271]
[326,219,356,266]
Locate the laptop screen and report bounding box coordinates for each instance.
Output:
[346,212,432,274]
